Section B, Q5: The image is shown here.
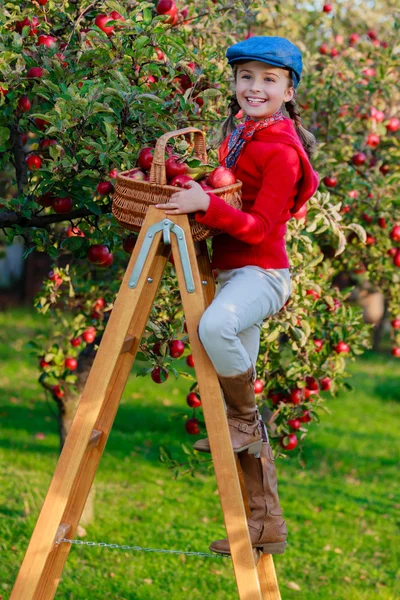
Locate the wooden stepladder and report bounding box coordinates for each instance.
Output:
[11,206,281,600]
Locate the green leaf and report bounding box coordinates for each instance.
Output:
[143,8,153,24]
[0,125,12,147]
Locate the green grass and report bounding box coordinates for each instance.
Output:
[0,309,399,600]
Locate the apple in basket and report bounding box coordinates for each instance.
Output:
[208,167,236,188]
[166,155,188,180]
[126,168,146,180]
[169,174,193,188]
[138,147,154,171]
[198,178,214,191]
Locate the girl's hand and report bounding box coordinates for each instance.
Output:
[155,180,210,215]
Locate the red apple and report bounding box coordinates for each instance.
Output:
[267,390,286,405]
[82,330,96,343]
[298,410,312,423]
[17,95,31,112]
[323,176,337,187]
[367,29,378,40]
[393,251,400,268]
[387,248,398,257]
[109,168,118,178]
[34,118,50,131]
[185,417,200,435]
[186,392,201,408]
[254,379,264,394]
[349,33,360,45]
[165,156,187,180]
[26,155,42,169]
[288,419,301,430]
[391,318,400,330]
[27,67,44,78]
[319,44,329,55]
[306,289,320,300]
[323,3,332,12]
[186,354,195,368]
[66,226,84,237]
[386,117,400,133]
[208,166,236,189]
[39,358,50,368]
[378,217,386,229]
[96,181,114,195]
[87,244,110,265]
[334,341,350,353]
[40,139,57,150]
[169,174,193,188]
[366,133,380,148]
[110,10,125,21]
[126,168,146,181]
[289,387,303,404]
[53,385,64,398]
[391,347,400,357]
[156,0,178,24]
[151,366,168,384]
[330,48,339,57]
[305,376,319,392]
[70,337,82,347]
[65,357,78,371]
[37,35,57,48]
[352,152,367,166]
[52,196,73,214]
[314,339,324,352]
[379,164,390,175]
[169,339,185,358]
[98,253,113,267]
[320,377,332,391]
[138,147,154,171]
[280,433,298,450]
[16,16,39,36]
[95,14,114,35]
[389,225,400,242]
[292,204,308,220]
[122,234,137,254]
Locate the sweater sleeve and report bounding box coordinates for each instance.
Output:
[195,145,301,245]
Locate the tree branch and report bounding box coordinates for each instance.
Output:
[0,204,111,229]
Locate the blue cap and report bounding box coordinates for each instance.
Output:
[226,36,303,89]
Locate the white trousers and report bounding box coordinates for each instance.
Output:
[198,266,291,377]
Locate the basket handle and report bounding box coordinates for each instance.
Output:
[149,127,207,185]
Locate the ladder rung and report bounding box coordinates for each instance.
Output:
[121,335,135,354]
[88,429,103,448]
[53,523,71,550]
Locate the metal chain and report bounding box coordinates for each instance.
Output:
[57,538,230,559]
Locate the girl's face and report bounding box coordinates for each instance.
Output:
[235,61,294,121]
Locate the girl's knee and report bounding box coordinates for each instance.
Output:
[198,310,237,347]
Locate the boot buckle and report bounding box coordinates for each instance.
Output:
[237,422,249,433]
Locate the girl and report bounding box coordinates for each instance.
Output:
[156,36,319,556]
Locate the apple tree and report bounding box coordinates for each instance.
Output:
[0,0,396,463]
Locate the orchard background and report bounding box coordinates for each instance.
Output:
[0,0,399,597]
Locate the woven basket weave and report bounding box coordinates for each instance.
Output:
[112,126,242,242]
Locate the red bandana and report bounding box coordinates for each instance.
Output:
[221,109,286,170]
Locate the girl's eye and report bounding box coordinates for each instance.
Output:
[241,75,275,82]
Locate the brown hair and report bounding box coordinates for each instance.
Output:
[214,61,318,160]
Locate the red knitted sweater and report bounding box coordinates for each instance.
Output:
[195,118,319,270]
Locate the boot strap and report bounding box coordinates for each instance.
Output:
[228,417,260,434]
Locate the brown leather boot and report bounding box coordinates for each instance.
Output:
[209,442,287,555]
[193,366,262,455]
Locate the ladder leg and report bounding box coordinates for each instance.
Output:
[171,215,263,600]
[11,209,170,600]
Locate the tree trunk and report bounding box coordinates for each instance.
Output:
[44,340,99,525]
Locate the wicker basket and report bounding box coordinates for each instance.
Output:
[112,126,242,242]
